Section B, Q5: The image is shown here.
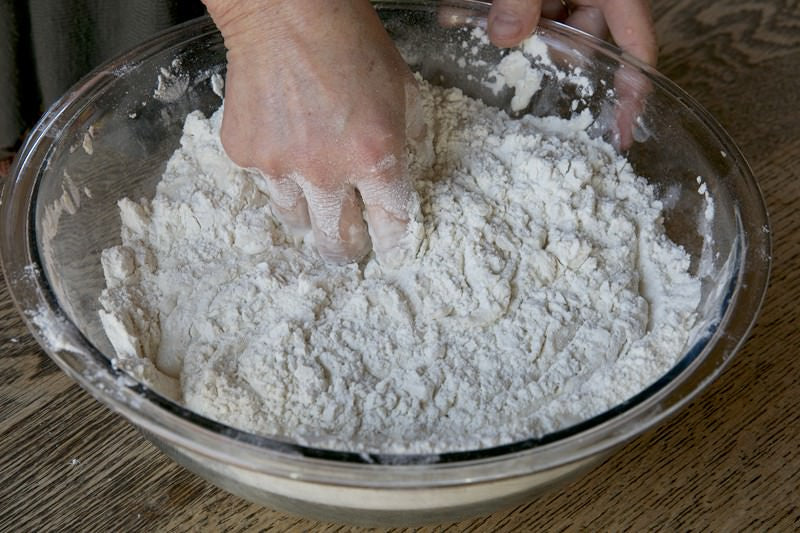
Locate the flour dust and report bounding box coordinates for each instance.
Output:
[99,77,700,454]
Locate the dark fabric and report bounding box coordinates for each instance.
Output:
[1,0,206,150]
[0,1,28,151]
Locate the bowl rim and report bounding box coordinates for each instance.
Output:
[0,1,771,487]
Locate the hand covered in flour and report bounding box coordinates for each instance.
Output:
[203,0,424,264]
[481,0,657,148]
[485,0,657,66]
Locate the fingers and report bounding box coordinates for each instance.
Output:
[488,0,542,48]
[405,80,426,145]
[355,82,423,266]
[303,182,372,264]
[264,174,311,234]
[557,0,655,150]
[565,5,610,41]
[596,0,657,149]
[265,166,413,266]
[598,0,658,66]
[441,0,656,64]
[612,67,653,150]
[356,158,413,265]
[540,0,569,20]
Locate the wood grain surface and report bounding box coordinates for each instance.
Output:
[2,1,799,530]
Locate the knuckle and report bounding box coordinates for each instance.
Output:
[352,132,404,170]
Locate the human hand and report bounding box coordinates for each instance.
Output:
[486,0,657,66]
[204,0,424,264]
[484,1,658,149]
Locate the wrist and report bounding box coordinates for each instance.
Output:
[203,0,273,27]
[204,0,285,48]
[204,0,369,55]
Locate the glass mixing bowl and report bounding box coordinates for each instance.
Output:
[0,1,770,526]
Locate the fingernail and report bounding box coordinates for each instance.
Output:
[490,13,522,42]
[631,117,651,143]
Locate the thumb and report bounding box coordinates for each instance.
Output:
[488,0,543,48]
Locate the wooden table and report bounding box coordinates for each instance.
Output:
[2,1,799,530]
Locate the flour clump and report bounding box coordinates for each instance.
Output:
[99,78,701,454]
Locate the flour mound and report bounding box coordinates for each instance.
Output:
[99,80,700,454]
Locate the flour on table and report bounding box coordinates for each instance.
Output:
[99,79,700,454]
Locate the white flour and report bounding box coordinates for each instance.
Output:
[99,79,700,454]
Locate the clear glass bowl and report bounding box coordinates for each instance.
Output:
[0,1,770,526]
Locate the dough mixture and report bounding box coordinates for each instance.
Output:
[99,77,701,454]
